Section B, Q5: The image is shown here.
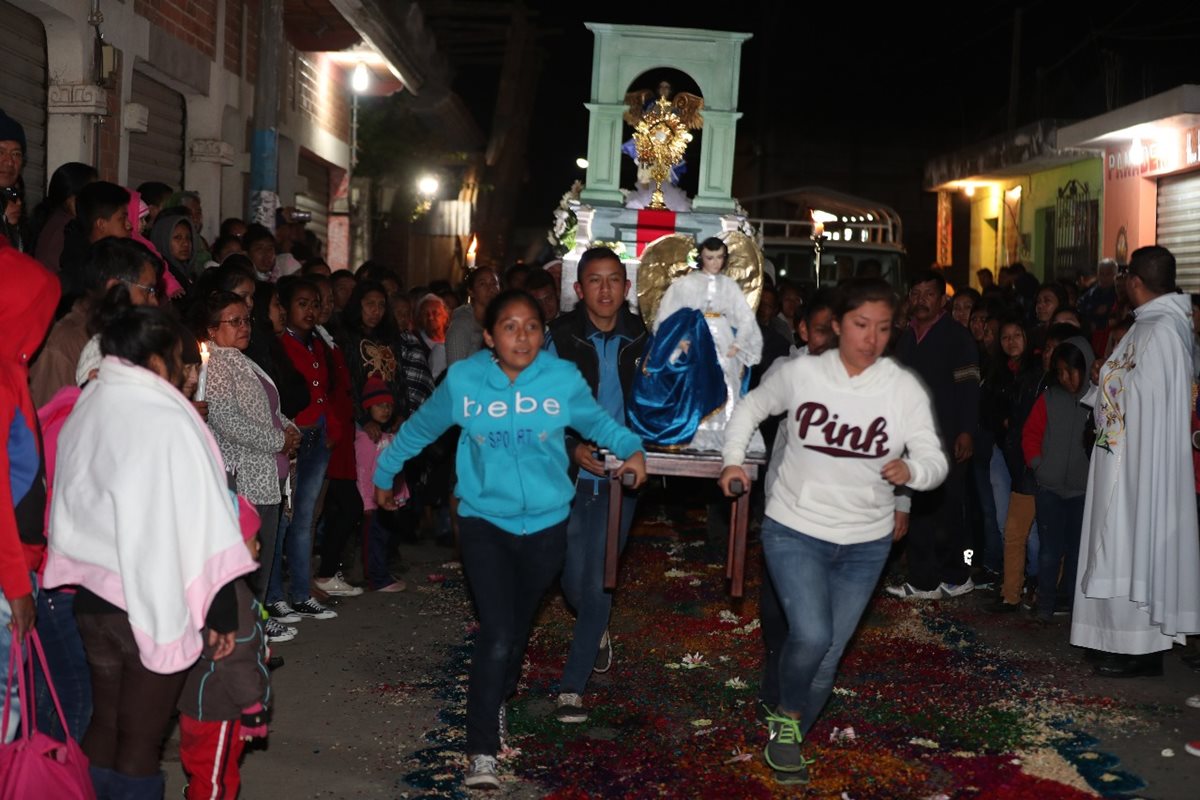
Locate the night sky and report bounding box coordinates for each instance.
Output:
[442,1,1200,268]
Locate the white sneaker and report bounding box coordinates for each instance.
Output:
[555,692,587,723]
[939,578,976,598]
[884,582,943,600]
[314,572,364,597]
[268,600,302,623]
[593,629,613,674]
[464,754,500,790]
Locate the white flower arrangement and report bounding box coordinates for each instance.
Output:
[546,181,583,255]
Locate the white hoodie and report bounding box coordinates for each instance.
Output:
[724,349,948,544]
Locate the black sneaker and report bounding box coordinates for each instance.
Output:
[973,567,1000,590]
[763,706,810,782]
[291,597,337,620]
[986,600,1021,614]
[267,600,301,624]
[593,629,613,674]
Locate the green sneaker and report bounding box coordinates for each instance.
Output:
[763,705,812,783]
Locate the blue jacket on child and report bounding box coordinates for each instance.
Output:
[373,349,644,535]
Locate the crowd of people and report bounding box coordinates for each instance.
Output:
[3,105,1200,796]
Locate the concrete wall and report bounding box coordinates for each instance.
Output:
[964,158,1102,285]
[11,0,349,250]
[1020,159,1103,280]
[1102,171,1158,262]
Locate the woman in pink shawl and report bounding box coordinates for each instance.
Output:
[44,306,256,796]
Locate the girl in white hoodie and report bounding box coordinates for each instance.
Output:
[720,278,949,784]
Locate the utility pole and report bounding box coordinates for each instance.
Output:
[1006,7,1023,131]
[249,0,283,228]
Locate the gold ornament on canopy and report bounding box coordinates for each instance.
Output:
[630,96,698,210]
[636,231,765,330]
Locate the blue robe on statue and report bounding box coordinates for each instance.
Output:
[627,308,727,446]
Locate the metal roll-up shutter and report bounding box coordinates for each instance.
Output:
[128,72,185,191]
[0,0,47,207]
[1156,171,1200,291]
[296,154,329,245]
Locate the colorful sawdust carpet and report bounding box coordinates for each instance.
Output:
[402,517,1149,798]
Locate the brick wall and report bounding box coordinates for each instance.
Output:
[295,53,350,143]
[134,0,219,61]
[224,0,243,75]
[97,49,123,181]
[327,66,349,142]
[246,0,260,83]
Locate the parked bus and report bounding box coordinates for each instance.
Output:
[743,186,906,289]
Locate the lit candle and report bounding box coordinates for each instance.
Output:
[466,235,478,269]
[196,342,209,401]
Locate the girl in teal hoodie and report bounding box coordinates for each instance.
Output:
[373,288,647,790]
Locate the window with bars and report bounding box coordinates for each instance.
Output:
[1050,179,1099,280]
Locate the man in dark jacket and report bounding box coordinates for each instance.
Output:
[0,110,23,201]
[546,247,647,724]
[887,270,980,599]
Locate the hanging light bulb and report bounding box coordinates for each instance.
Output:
[352,62,370,93]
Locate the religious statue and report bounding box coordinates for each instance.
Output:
[623,82,704,210]
[628,233,764,452]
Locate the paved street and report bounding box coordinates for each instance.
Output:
[161,533,1200,799]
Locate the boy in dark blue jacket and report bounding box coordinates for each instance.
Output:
[546,247,647,724]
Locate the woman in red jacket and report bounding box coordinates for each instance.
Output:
[266,276,343,622]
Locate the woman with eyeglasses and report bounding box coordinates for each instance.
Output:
[201,291,302,644]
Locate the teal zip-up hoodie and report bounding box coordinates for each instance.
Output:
[373,349,644,534]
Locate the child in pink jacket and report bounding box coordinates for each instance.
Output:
[355,378,407,592]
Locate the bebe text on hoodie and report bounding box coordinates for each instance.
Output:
[463,392,560,419]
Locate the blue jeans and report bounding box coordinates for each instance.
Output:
[983,447,1011,572]
[253,502,281,604]
[1,572,37,744]
[1027,522,1041,578]
[972,442,1002,572]
[268,421,331,605]
[458,516,567,756]
[758,555,787,709]
[762,518,892,733]
[559,479,637,695]
[362,510,396,589]
[1035,489,1084,617]
[34,588,91,742]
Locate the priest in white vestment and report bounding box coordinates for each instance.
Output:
[1071,245,1200,676]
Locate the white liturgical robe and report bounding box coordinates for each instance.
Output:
[1071,292,1200,654]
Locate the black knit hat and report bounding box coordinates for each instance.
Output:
[0,109,26,152]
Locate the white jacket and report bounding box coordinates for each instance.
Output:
[724,349,948,544]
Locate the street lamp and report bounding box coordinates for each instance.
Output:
[417,175,439,197]
[575,157,589,169]
[352,62,370,93]
[811,209,836,287]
